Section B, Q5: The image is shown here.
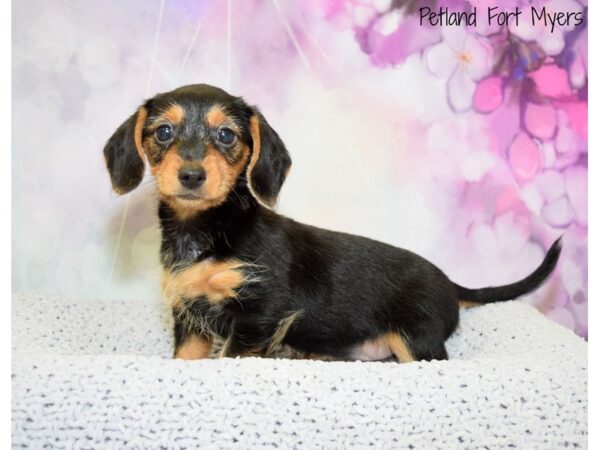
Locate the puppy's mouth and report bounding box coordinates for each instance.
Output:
[176,193,203,201]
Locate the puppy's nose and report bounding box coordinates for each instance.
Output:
[178,168,206,190]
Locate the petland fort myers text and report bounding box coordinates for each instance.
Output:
[419,6,584,33]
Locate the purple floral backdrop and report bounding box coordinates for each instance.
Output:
[12,0,587,336]
[317,0,588,335]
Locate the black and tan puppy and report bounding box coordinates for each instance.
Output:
[104,84,561,362]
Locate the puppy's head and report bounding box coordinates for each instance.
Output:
[103,84,291,216]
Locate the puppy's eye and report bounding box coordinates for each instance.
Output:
[217,127,235,145]
[155,125,173,143]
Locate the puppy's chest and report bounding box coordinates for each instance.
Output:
[161,231,207,270]
[163,255,248,303]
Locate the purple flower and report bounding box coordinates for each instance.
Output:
[425,27,493,111]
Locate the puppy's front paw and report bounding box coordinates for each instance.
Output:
[173,335,213,360]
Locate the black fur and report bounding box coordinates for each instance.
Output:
[247,110,291,206]
[453,238,562,303]
[103,111,145,194]
[160,190,561,361]
[106,84,562,362]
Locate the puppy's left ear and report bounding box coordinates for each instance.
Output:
[247,110,292,207]
[103,107,148,195]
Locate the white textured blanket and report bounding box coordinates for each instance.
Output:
[12,292,587,449]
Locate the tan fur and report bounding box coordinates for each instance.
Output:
[133,107,148,161]
[205,146,246,191]
[138,105,251,219]
[246,116,272,207]
[383,332,415,363]
[153,144,249,220]
[459,300,481,309]
[174,334,213,360]
[202,150,232,200]
[206,105,227,128]
[265,310,305,356]
[163,259,247,308]
[163,197,219,221]
[163,103,185,125]
[152,148,183,193]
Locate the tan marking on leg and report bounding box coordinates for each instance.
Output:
[459,300,481,309]
[163,103,185,125]
[163,259,247,307]
[206,105,227,128]
[174,334,213,360]
[383,332,415,363]
[265,310,305,356]
[134,106,148,161]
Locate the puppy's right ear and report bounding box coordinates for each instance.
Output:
[103,107,148,194]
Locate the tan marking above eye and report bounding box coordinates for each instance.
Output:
[146,120,251,218]
[162,103,185,125]
[206,105,227,128]
[163,259,247,307]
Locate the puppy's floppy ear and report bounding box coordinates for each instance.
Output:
[247,110,292,207]
[103,107,148,194]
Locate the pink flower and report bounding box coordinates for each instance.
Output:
[425,28,493,111]
[474,76,504,113]
[524,102,558,140]
[547,101,587,170]
[509,132,543,182]
[529,64,573,98]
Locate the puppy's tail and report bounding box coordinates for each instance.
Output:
[453,237,562,305]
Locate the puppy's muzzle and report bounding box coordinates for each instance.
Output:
[178,167,206,190]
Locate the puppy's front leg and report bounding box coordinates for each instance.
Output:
[219,323,265,358]
[173,310,213,360]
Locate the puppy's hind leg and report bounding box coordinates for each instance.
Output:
[382,333,415,363]
[406,334,449,361]
[383,331,448,362]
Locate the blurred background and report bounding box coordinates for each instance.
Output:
[12,0,587,337]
